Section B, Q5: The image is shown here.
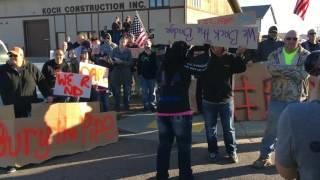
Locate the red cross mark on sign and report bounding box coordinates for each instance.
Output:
[234,75,257,120]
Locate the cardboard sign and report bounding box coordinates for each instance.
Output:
[79,62,109,88]
[198,12,256,25]
[154,24,258,49]
[54,72,92,98]
[233,63,271,121]
[0,102,118,167]
[189,63,271,120]
[129,48,144,59]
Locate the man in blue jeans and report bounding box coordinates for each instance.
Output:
[200,46,246,163]
[252,30,310,168]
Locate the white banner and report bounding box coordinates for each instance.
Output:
[79,62,109,88]
[54,72,92,98]
[154,24,258,49]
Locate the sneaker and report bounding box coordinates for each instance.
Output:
[7,167,17,173]
[252,157,273,169]
[228,153,239,163]
[209,152,219,161]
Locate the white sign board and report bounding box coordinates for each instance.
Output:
[79,62,109,88]
[154,24,258,49]
[198,12,256,25]
[53,72,92,98]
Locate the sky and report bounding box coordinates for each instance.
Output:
[238,0,320,34]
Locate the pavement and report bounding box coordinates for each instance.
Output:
[118,112,266,142]
[0,62,280,180]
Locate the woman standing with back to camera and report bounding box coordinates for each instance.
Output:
[155,41,194,180]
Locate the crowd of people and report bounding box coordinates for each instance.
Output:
[0,24,319,179]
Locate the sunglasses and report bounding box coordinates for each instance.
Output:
[285,37,298,41]
[309,33,316,35]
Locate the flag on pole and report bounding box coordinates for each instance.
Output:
[129,12,148,47]
[293,0,310,20]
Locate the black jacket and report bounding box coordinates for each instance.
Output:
[42,59,78,89]
[0,62,51,117]
[256,37,284,62]
[157,66,191,113]
[137,51,158,79]
[200,51,247,103]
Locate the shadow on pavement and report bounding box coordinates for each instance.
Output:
[0,135,278,180]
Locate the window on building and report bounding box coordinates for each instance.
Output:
[192,0,201,8]
[149,0,170,8]
[56,32,66,49]
[150,0,156,7]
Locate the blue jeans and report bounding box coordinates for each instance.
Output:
[202,100,236,154]
[112,79,131,111]
[96,91,109,112]
[259,100,294,159]
[141,78,156,110]
[156,115,194,180]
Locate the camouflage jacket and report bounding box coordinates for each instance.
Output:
[265,46,310,102]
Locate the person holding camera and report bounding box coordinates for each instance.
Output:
[275,50,320,180]
[253,30,310,169]
[110,37,133,111]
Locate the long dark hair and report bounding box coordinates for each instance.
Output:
[162,41,189,84]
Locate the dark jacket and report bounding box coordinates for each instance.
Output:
[137,51,158,79]
[157,66,191,113]
[200,51,247,103]
[256,37,284,62]
[41,59,75,89]
[301,41,320,52]
[0,62,51,117]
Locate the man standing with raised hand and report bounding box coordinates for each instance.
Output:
[252,30,310,169]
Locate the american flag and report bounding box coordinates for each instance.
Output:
[293,0,310,20]
[129,15,148,47]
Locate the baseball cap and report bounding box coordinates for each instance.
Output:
[268,26,278,33]
[308,29,316,35]
[8,47,24,57]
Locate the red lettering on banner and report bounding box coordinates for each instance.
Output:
[80,66,105,83]
[80,76,90,88]
[64,85,84,97]
[0,113,116,161]
[81,114,116,144]
[56,73,73,86]
[234,75,258,120]
[33,127,51,160]
[0,122,51,160]
[8,132,22,157]
[0,122,8,157]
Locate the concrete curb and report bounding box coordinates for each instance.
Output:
[118,113,266,140]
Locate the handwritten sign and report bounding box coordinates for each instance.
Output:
[79,62,109,88]
[129,48,144,59]
[198,12,256,25]
[54,72,92,98]
[154,24,258,49]
[0,102,118,167]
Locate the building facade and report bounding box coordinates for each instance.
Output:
[0,0,235,57]
[242,5,277,35]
